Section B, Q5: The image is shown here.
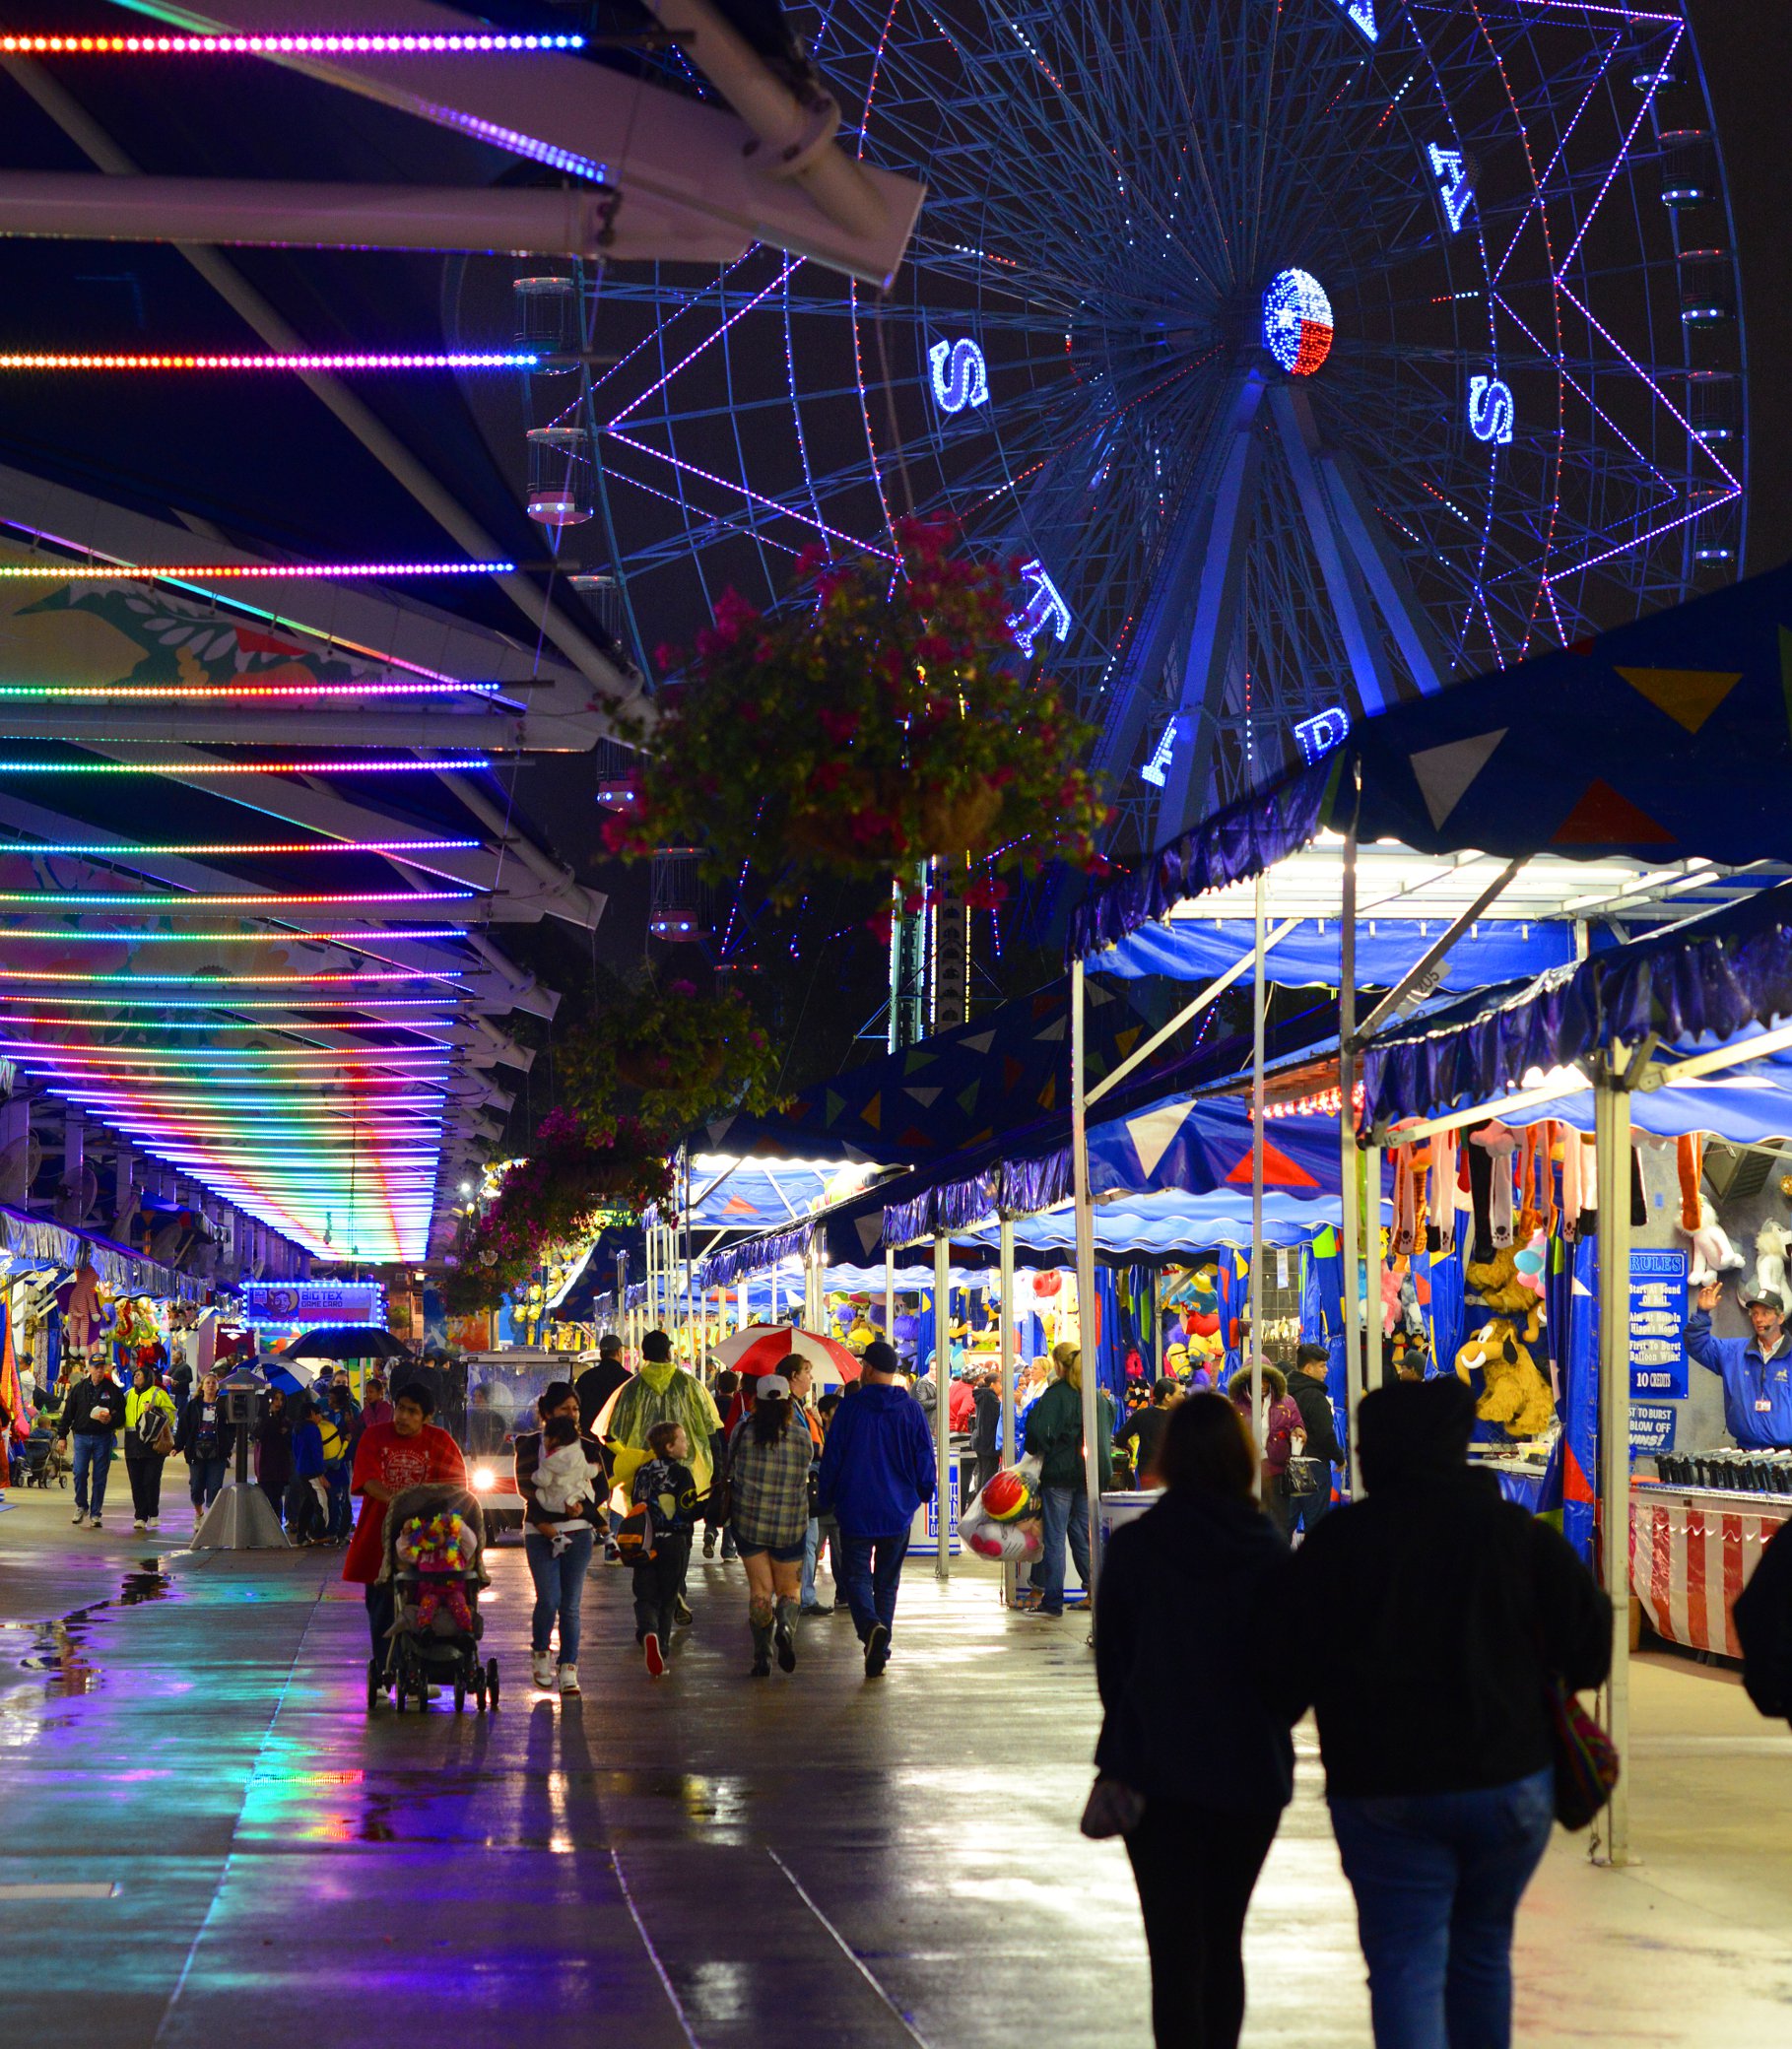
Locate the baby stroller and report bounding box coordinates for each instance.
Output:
[19,1420,65,1489]
[371,1483,500,1715]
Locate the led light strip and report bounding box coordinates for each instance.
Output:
[0,559,512,579]
[0,33,586,54]
[0,889,475,906]
[0,1014,459,1031]
[0,353,536,372]
[3,836,479,857]
[0,994,462,1011]
[0,926,466,942]
[0,681,490,701]
[0,967,462,985]
[0,756,488,774]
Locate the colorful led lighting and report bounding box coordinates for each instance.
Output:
[0,757,488,774]
[2,836,479,857]
[0,33,585,55]
[0,968,461,985]
[0,889,473,907]
[0,995,460,1011]
[0,926,464,942]
[0,681,491,701]
[0,1012,457,1030]
[0,559,512,580]
[0,354,536,372]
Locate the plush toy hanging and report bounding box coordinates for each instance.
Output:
[395,1511,478,1633]
[1682,1196,1746,1288]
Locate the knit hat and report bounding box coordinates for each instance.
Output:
[641,1330,673,1363]
[860,1339,899,1376]
[1358,1377,1475,1491]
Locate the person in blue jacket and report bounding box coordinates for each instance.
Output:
[1685,1280,1792,1448]
[816,1340,936,1679]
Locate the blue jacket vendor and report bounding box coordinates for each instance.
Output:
[1685,1279,1792,1449]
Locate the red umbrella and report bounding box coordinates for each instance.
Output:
[714,1324,861,1382]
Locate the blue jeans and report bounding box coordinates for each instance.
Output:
[838,1531,909,1641]
[71,1432,114,1517]
[1035,1485,1090,1613]
[188,1454,229,1511]
[525,1527,595,1665]
[801,1516,823,1606]
[324,1462,352,1537]
[1329,1767,1555,2049]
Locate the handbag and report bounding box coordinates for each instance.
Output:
[1544,1679,1620,1829]
[1282,1455,1324,1498]
[1079,1774,1147,1840]
[146,1400,175,1460]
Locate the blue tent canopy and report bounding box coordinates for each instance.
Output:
[1070,560,1792,962]
[1096,915,1578,988]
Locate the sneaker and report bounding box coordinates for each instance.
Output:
[673,1593,695,1627]
[72,1509,88,1526]
[799,1601,832,1617]
[132,1519,147,1532]
[864,1622,891,1679]
[701,1530,716,1558]
[146,1517,159,1528]
[643,1633,666,1679]
[531,1651,556,1689]
[88,1518,101,1532]
[558,1664,580,1696]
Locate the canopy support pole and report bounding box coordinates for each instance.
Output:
[1350,858,1526,1047]
[1087,918,1301,1109]
[933,1230,952,1581]
[884,1245,896,1353]
[1249,871,1267,1457]
[1593,1055,1635,1867]
[1338,787,1364,1497]
[999,1213,1018,1609]
[1072,958,1103,1606]
[1363,1142,1384,1399]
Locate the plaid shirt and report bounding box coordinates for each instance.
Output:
[727,1419,813,1550]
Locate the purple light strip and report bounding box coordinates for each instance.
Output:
[602,260,802,431]
[603,430,897,561]
[1489,33,1617,291]
[1546,491,1741,583]
[1556,24,1685,276]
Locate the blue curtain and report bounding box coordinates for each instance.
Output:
[1553,1234,1600,1561]
[1421,1239,1467,1377]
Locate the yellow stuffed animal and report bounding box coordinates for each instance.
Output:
[1455,1317,1556,1439]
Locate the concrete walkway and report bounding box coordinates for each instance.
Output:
[1,1481,1788,2048]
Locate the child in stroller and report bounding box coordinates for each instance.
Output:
[371,1482,500,1714]
[19,1418,65,1489]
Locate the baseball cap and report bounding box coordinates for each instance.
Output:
[1741,1285,1786,1314]
[757,1373,791,1401]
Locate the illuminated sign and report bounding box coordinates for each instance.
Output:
[1262,269,1334,377]
[1140,719,1177,787]
[1294,706,1350,762]
[242,1280,383,1326]
[1427,143,1475,232]
[1468,374,1515,444]
[1009,559,1072,656]
[927,337,988,416]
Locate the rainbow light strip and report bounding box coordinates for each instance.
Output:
[0,353,536,372]
[3,836,478,856]
[0,559,512,580]
[0,681,490,700]
[0,926,465,942]
[0,889,474,906]
[0,1013,458,1029]
[0,756,489,773]
[0,994,461,1010]
[0,967,462,985]
[0,33,585,54]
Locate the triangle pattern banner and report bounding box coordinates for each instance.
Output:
[1126,1104,1189,1181]
[1615,666,1742,735]
[1408,729,1506,830]
[1550,778,1676,847]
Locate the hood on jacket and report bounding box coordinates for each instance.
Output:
[1358,1377,1476,1491]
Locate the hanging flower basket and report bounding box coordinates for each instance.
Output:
[608,522,1109,895]
[563,976,782,1141]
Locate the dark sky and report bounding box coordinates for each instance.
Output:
[1689,0,1792,574]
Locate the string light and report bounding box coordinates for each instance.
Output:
[0,558,513,580]
[0,757,489,774]
[0,33,586,55]
[0,353,537,372]
[1,836,478,857]
[0,889,474,906]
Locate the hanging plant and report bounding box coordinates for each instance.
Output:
[561,976,784,1140]
[605,521,1109,896]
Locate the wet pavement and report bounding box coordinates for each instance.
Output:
[3,1481,1790,2048]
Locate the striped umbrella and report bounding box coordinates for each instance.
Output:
[713,1323,860,1382]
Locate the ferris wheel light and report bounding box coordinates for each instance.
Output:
[1294,707,1351,763]
[1262,270,1334,376]
[928,338,988,415]
[1468,374,1515,445]
[0,354,536,373]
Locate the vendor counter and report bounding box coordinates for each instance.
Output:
[1630,1480,1791,1659]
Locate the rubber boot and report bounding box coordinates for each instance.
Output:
[773,1598,799,1673]
[749,1615,772,1679]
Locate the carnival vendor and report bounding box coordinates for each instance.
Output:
[1686,1280,1792,1450]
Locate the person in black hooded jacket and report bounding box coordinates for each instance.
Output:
[1094,1391,1294,2049]
[1264,1376,1608,2049]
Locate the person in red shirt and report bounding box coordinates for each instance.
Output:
[343,1380,466,1672]
[947,1370,976,1433]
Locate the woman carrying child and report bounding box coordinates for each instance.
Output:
[513,1381,609,1696]
[724,1364,814,1680]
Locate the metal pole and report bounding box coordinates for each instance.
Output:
[1071,958,1103,1603]
[1594,1061,1634,1865]
[1338,803,1363,1497]
[1363,1143,1384,1398]
[999,1213,1018,1608]
[1249,871,1267,1451]
[933,1230,952,1581]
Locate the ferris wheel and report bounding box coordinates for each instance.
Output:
[521,0,1746,853]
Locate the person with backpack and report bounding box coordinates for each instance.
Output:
[174,1369,232,1517]
[285,1396,327,1544]
[1024,1342,1115,1617]
[626,1420,700,1678]
[123,1362,176,1531]
[513,1381,607,1695]
[1264,1377,1609,2049]
[1093,1392,1295,2049]
[725,1368,815,1678]
[317,1386,359,1541]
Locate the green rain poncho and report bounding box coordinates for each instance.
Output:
[604,1361,723,1496]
